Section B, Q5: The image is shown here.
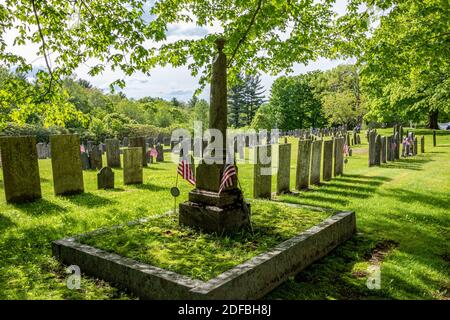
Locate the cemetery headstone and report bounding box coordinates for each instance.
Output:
[179,38,250,233]
[89,145,103,170]
[97,166,114,189]
[322,140,333,181]
[156,143,164,162]
[386,136,393,161]
[123,147,143,185]
[106,138,121,168]
[36,142,47,159]
[129,136,147,167]
[381,136,387,163]
[310,140,323,185]
[421,136,425,153]
[50,134,84,195]
[368,130,377,166]
[295,139,312,190]
[80,152,91,170]
[374,135,381,166]
[334,137,344,176]
[0,136,41,203]
[253,145,272,198]
[414,137,418,156]
[276,143,291,194]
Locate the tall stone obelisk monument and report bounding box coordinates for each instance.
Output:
[179,38,251,233]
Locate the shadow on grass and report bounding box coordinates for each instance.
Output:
[381,157,433,171]
[280,174,391,209]
[63,192,116,207]
[265,234,394,300]
[130,183,170,192]
[12,199,68,216]
[381,188,450,213]
[0,213,16,232]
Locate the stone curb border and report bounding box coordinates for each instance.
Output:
[52,211,356,300]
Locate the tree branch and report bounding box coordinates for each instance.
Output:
[227,0,263,68]
[31,0,54,98]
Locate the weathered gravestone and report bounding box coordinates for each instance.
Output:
[421,136,425,153]
[80,152,91,170]
[381,136,387,163]
[163,137,171,146]
[155,143,164,162]
[36,142,47,159]
[368,130,377,166]
[97,166,114,189]
[322,140,333,181]
[374,135,381,166]
[0,136,41,203]
[179,39,250,233]
[414,137,418,156]
[123,147,143,185]
[122,137,129,147]
[50,135,84,195]
[295,139,312,190]
[386,136,393,161]
[89,146,103,170]
[105,138,121,168]
[253,145,272,198]
[310,140,322,185]
[393,132,400,159]
[334,137,344,176]
[276,143,291,194]
[129,137,147,167]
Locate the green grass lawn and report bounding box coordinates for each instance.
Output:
[0,128,449,299]
[79,200,331,281]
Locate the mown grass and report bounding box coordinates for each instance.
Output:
[80,200,331,281]
[0,128,448,299]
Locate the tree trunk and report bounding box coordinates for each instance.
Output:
[428,109,439,129]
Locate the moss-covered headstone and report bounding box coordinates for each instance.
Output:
[0,136,42,203]
[334,137,344,176]
[322,140,333,181]
[310,140,322,185]
[123,147,143,185]
[295,139,312,190]
[129,137,147,167]
[97,166,114,189]
[276,143,291,194]
[50,134,84,195]
[253,145,272,198]
[106,138,121,168]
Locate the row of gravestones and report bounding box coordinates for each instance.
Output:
[79,137,165,172]
[282,125,349,139]
[0,135,151,204]
[367,126,425,167]
[252,137,347,198]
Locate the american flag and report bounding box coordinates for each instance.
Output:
[177,159,196,185]
[218,164,237,194]
[343,143,349,156]
[150,148,158,158]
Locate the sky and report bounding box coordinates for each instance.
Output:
[3,0,355,102]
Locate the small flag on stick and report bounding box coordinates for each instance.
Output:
[177,159,196,185]
[219,164,237,194]
[343,143,349,156]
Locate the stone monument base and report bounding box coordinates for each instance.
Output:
[179,188,251,233]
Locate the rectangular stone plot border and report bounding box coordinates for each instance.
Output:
[52,210,356,300]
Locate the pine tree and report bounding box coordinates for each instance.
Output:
[227,73,245,128]
[243,74,265,125]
